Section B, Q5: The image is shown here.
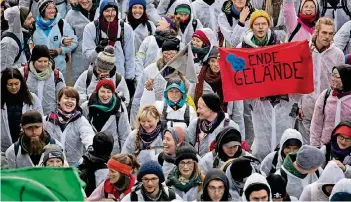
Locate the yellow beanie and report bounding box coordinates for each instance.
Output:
[249,10,271,29]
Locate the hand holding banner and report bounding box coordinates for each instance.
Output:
[219,40,314,101]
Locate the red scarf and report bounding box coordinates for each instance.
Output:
[332,89,351,99]
[103,174,136,200]
[99,17,118,46]
[298,12,317,27]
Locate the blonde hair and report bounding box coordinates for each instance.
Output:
[315,17,335,33]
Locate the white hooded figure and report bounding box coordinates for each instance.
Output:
[299,161,345,201]
[172,0,203,45]
[329,178,351,201]
[333,20,351,54]
[191,0,225,40]
[319,0,351,31]
[242,173,273,202]
[260,128,303,177]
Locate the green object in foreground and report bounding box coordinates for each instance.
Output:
[1,167,85,201]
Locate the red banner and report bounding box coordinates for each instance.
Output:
[219,41,314,101]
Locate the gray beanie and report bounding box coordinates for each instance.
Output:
[296,145,324,170]
[42,144,64,165]
[94,46,115,71]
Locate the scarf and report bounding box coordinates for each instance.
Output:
[332,89,351,99]
[162,152,176,164]
[29,61,52,81]
[154,30,172,48]
[104,174,135,200]
[166,167,202,193]
[192,46,210,63]
[36,15,55,30]
[298,12,317,28]
[99,17,118,44]
[283,153,307,179]
[194,66,226,111]
[198,111,225,134]
[139,123,162,147]
[57,107,81,125]
[90,94,117,112]
[252,35,269,47]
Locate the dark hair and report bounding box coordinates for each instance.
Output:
[57,86,80,104]
[101,84,114,92]
[127,6,149,27]
[1,68,33,109]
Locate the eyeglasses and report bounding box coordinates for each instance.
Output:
[141,177,159,184]
[337,135,351,142]
[179,160,194,168]
[208,186,225,193]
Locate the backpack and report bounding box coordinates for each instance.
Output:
[94,20,124,53]
[321,0,351,20]
[1,32,23,63]
[57,19,70,62]
[161,103,190,128]
[85,67,122,100]
[220,155,261,173]
[22,63,62,86]
[192,19,198,31]
[146,21,153,35]
[194,118,230,153]
[130,185,176,201]
[287,22,302,42]
[14,137,56,157]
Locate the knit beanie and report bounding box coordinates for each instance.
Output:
[175,142,198,165]
[137,160,165,183]
[163,127,189,145]
[249,10,271,29]
[230,157,253,182]
[129,0,146,8]
[207,46,219,60]
[219,127,242,146]
[95,46,115,71]
[95,79,116,92]
[175,4,191,15]
[162,38,180,52]
[31,45,51,62]
[38,0,55,17]
[244,183,270,201]
[192,30,210,47]
[19,7,30,26]
[42,144,64,165]
[201,93,221,112]
[92,132,114,156]
[296,145,324,170]
[21,110,43,129]
[266,174,287,199]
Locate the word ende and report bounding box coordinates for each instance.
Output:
[234,52,304,86]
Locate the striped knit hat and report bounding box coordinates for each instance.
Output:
[95,45,115,70]
[38,0,55,17]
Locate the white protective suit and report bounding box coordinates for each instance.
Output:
[300,161,345,201]
[329,178,351,201]
[260,128,303,177]
[334,20,351,55]
[242,173,273,202]
[319,0,351,31]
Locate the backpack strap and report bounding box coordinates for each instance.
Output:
[269,151,279,174]
[280,168,288,182]
[223,118,230,127]
[115,72,122,87]
[184,104,190,126]
[323,88,331,115]
[23,64,29,81]
[157,152,165,166]
[288,22,301,42]
[58,19,64,37]
[146,21,152,35]
[118,21,125,49]
[86,67,93,100]
[167,187,176,200]
[192,19,198,31]
[130,191,138,201]
[315,169,320,178]
[94,20,101,45]
[1,32,22,63]
[53,68,62,86]
[166,0,176,12]
[14,140,20,157]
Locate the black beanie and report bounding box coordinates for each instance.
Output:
[92,132,114,156]
[220,128,241,145]
[31,45,51,62]
[162,38,180,52]
[230,157,253,182]
[175,142,198,165]
[19,7,30,26]
[266,174,287,199]
[334,65,351,92]
[201,93,221,112]
[244,183,270,201]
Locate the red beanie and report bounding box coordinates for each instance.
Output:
[96,79,116,92]
[192,30,210,47]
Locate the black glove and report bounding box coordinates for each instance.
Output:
[126,79,136,98]
[95,39,109,53]
[49,49,59,57]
